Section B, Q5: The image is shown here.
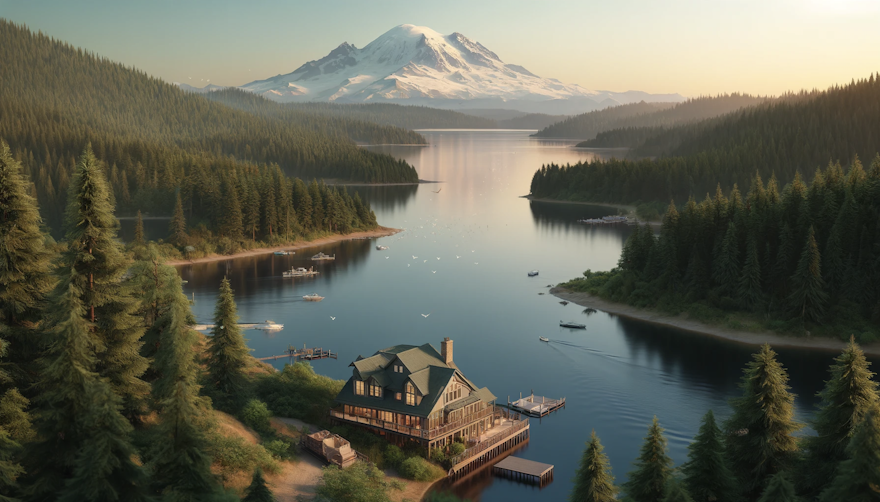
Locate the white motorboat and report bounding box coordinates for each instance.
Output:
[253,320,284,330]
[274,250,293,256]
[528,270,539,277]
[539,336,550,342]
[283,267,320,278]
[376,245,389,250]
[311,252,336,261]
[303,293,324,302]
[560,321,586,329]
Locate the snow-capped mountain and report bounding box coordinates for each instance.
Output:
[230,25,684,114]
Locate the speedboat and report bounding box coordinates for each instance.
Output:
[283,267,319,278]
[539,336,550,342]
[274,250,293,256]
[253,320,284,330]
[560,321,586,329]
[311,252,336,261]
[528,270,539,277]
[376,245,389,250]
[303,293,324,302]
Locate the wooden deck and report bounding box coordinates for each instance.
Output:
[257,345,338,363]
[504,393,565,418]
[447,416,530,479]
[494,456,554,486]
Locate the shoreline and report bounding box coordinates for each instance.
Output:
[327,179,442,186]
[521,196,662,226]
[550,287,880,356]
[166,226,401,266]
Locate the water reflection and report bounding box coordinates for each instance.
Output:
[342,184,417,214]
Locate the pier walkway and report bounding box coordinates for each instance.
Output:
[494,456,554,486]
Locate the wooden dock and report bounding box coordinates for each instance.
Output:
[257,344,338,364]
[494,456,554,486]
[504,392,565,418]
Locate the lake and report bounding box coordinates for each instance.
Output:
[175,130,859,501]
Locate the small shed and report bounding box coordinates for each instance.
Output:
[305,430,357,468]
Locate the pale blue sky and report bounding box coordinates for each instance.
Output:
[2,0,878,96]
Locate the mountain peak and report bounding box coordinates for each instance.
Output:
[239,25,685,114]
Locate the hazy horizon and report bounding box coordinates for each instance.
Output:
[1,0,878,98]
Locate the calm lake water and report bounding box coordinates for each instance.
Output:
[174,130,863,501]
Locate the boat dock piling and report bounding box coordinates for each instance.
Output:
[257,344,338,364]
[505,391,566,418]
[493,456,554,487]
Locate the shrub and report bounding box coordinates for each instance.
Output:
[449,442,466,456]
[208,433,278,478]
[316,463,402,502]
[263,439,293,459]
[430,448,447,464]
[384,444,405,470]
[398,457,445,482]
[255,362,344,425]
[239,399,272,432]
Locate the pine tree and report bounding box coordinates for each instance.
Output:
[57,382,152,502]
[206,278,250,402]
[663,478,695,502]
[243,186,260,242]
[622,416,674,502]
[724,345,801,500]
[149,271,224,499]
[0,140,54,386]
[134,210,145,245]
[570,430,618,502]
[59,145,149,419]
[221,179,243,240]
[0,334,23,502]
[788,226,828,323]
[0,389,34,444]
[818,407,880,502]
[738,238,763,310]
[756,472,799,502]
[169,192,188,246]
[681,410,738,502]
[712,222,740,298]
[242,468,276,502]
[796,338,879,498]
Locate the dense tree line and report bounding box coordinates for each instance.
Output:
[533,94,767,140]
[566,157,880,337]
[531,76,880,206]
[0,20,416,234]
[1,144,284,500]
[282,102,497,129]
[571,342,880,501]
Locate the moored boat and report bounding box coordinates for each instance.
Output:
[283,267,320,278]
[528,270,539,277]
[376,245,389,250]
[311,252,336,261]
[274,250,293,256]
[303,293,324,302]
[559,321,586,329]
[253,320,284,330]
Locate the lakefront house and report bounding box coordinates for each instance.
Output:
[331,338,525,455]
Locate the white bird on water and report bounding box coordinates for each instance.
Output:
[436,257,441,260]
[456,255,461,259]
[412,255,418,259]
[423,259,427,263]
[432,270,437,274]
[407,264,410,267]
[330,316,336,321]
[385,256,390,259]
[474,262,479,265]
[421,313,431,318]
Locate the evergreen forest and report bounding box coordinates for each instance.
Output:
[530,75,880,208]
[0,20,416,235]
[532,94,767,140]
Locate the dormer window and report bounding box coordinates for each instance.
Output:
[355,380,365,396]
[370,382,382,398]
[394,364,404,373]
[406,382,416,406]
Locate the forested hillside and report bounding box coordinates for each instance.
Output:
[533,94,767,139]
[530,76,880,206]
[280,102,497,129]
[0,20,418,233]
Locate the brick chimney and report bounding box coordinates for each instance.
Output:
[441,337,453,365]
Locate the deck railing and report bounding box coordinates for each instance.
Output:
[447,417,530,468]
[330,405,498,440]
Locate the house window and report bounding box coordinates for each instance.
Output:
[355,380,365,396]
[370,383,382,398]
[395,392,402,401]
[394,364,404,373]
[406,382,416,406]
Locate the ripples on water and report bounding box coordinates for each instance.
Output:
[162,131,865,501]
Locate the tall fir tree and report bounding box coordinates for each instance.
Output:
[787,226,828,323]
[220,179,243,240]
[712,222,740,298]
[570,430,618,502]
[622,416,674,502]
[0,334,23,502]
[134,210,145,245]
[242,469,276,502]
[724,344,801,500]
[148,270,225,500]
[756,473,799,502]
[59,145,149,419]
[0,141,54,387]
[738,238,763,311]
[818,407,880,502]
[796,338,879,498]
[206,278,250,402]
[662,478,695,502]
[681,410,739,502]
[169,192,188,247]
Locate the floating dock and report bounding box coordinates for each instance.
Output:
[494,456,554,486]
[505,392,566,418]
[257,344,338,363]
